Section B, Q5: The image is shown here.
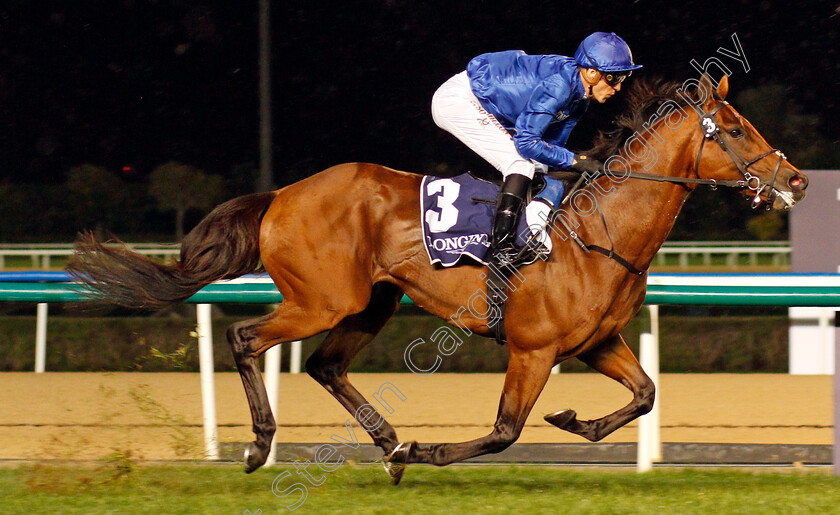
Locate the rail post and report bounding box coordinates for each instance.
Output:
[35,303,48,373]
[290,340,302,374]
[834,311,840,476]
[197,303,219,459]
[637,332,660,472]
[264,344,281,466]
[648,304,661,461]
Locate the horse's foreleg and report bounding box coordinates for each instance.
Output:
[401,346,555,467]
[228,303,338,473]
[306,283,404,454]
[545,334,654,442]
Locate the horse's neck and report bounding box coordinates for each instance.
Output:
[577,129,697,270]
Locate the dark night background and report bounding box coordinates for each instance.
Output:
[0,0,838,240]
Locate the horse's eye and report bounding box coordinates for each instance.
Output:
[729,128,744,138]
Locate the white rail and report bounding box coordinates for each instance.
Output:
[654,243,791,268]
[0,242,791,270]
[0,246,181,269]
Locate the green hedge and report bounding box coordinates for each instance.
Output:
[0,307,789,373]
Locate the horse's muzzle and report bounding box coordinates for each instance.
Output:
[768,169,808,211]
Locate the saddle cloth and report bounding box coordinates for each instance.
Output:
[421,173,565,267]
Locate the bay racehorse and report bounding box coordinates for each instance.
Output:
[68,74,807,481]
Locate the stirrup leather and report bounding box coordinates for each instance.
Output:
[486,174,531,346]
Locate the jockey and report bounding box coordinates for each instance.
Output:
[432,32,642,267]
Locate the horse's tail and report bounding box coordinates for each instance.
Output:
[67,191,277,310]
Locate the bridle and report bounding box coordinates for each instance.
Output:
[534,92,791,275]
[602,97,788,210]
[688,99,787,210]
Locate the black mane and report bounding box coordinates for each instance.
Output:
[585,78,694,161]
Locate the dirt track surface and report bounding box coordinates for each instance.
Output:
[0,373,831,461]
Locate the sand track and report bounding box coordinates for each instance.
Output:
[0,372,830,461]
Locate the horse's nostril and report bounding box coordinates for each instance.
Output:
[789,175,804,190]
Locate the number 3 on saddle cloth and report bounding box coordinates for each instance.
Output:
[421,173,565,267]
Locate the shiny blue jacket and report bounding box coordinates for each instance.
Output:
[467,50,589,169]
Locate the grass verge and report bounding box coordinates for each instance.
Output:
[2,463,839,514]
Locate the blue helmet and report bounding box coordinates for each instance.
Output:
[574,32,642,73]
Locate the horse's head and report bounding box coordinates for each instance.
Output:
[691,74,808,211]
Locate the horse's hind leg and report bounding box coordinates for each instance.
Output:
[305,282,404,455]
[397,345,556,467]
[545,334,655,442]
[228,301,340,473]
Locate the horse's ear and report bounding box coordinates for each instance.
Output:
[698,73,727,109]
[716,74,729,101]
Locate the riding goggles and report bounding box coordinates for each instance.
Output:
[602,71,631,87]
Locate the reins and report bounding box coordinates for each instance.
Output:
[525,96,787,276]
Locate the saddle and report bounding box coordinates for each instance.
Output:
[421,171,573,345]
[420,172,566,268]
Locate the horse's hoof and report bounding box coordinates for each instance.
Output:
[383,442,413,485]
[244,442,267,474]
[544,409,577,430]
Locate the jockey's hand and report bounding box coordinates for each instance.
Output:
[570,153,603,174]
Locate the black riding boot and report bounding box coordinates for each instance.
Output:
[490,173,531,267]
